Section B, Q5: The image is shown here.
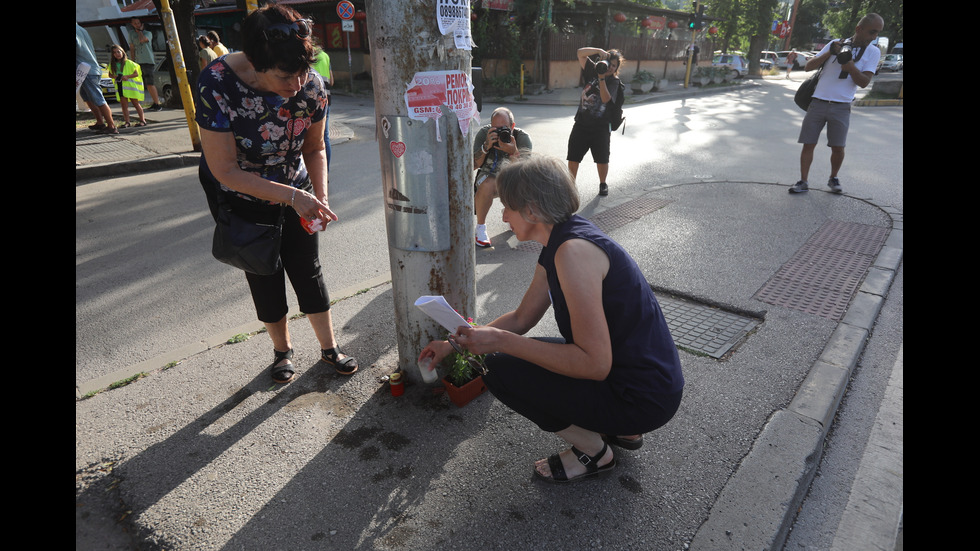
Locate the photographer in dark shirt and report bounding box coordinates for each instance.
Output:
[473,107,532,248]
[566,47,623,197]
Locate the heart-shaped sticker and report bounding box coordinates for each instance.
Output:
[390,141,406,158]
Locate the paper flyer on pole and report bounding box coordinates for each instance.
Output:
[414,295,470,333]
[404,70,479,142]
[436,0,475,50]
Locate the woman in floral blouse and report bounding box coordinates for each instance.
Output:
[196,3,357,383]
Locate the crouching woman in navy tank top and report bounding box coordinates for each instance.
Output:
[419,155,684,483]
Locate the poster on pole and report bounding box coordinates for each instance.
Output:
[436,0,475,50]
[404,70,479,142]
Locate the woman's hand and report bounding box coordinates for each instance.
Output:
[418,340,454,367]
[453,325,507,356]
[291,188,333,224]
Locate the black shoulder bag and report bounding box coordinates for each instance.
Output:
[211,187,285,276]
[794,60,825,111]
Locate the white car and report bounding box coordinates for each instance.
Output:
[776,51,810,70]
[877,53,903,73]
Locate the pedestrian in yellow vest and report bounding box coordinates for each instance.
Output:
[108,44,146,127]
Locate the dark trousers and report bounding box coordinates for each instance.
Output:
[201,165,331,323]
[243,205,330,323]
[481,338,682,435]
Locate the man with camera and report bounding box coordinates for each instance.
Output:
[567,47,624,197]
[790,13,883,195]
[473,107,532,248]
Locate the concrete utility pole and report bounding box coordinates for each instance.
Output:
[364,0,477,382]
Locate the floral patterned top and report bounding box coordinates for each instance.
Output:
[196,58,328,203]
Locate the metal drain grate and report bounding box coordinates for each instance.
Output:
[591,197,673,234]
[513,196,672,253]
[754,221,889,321]
[658,294,760,359]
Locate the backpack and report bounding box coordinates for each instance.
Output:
[606,78,626,133]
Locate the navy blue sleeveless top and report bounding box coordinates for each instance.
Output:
[538,215,684,397]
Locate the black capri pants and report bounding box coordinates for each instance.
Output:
[481,338,682,435]
[222,188,331,323]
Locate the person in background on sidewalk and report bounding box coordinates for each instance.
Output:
[790,13,883,195]
[420,156,684,484]
[472,107,532,248]
[196,3,358,384]
[207,30,229,57]
[108,45,147,128]
[127,18,163,111]
[786,49,798,79]
[567,47,623,197]
[197,35,218,70]
[311,46,334,167]
[76,23,118,134]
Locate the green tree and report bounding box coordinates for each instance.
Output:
[822,0,902,43]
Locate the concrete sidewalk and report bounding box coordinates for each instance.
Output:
[76,78,901,550]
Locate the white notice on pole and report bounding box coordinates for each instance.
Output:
[342,20,354,32]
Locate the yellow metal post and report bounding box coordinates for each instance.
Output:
[520,63,525,99]
[159,0,201,151]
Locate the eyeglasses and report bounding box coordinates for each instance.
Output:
[447,337,488,375]
[263,18,313,43]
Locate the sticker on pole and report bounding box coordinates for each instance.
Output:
[436,0,475,50]
[404,71,479,142]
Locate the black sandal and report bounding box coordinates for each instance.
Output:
[270,349,295,384]
[534,444,616,484]
[602,434,644,450]
[322,347,358,375]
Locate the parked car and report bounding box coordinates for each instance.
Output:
[761,51,780,70]
[712,54,750,78]
[776,51,810,70]
[877,53,903,73]
[153,56,174,105]
[99,63,117,102]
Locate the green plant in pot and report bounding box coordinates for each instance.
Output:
[441,317,489,407]
[631,70,659,93]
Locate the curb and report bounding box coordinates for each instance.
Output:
[76,152,201,182]
[690,201,903,550]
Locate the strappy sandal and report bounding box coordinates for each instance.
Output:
[322,347,358,375]
[135,121,147,127]
[88,123,106,131]
[270,349,295,384]
[121,122,132,128]
[602,434,644,450]
[534,443,616,484]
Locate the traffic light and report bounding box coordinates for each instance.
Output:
[689,4,706,31]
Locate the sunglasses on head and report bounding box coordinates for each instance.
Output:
[263,18,313,43]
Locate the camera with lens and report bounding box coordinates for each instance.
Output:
[835,39,854,65]
[494,126,512,144]
[594,59,609,74]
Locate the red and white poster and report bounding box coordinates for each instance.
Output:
[404,70,479,141]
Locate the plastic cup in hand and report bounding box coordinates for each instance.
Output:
[418,357,439,384]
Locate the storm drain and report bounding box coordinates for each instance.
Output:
[658,294,761,359]
[590,197,673,233]
[514,196,672,253]
[754,221,889,321]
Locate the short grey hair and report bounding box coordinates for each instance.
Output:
[495,155,580,225]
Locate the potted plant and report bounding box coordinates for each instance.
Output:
[440,317,489,407]
[442,346,488,407]
[711,66,725,84]
[694,66,712,87]
[630,70,658,94]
